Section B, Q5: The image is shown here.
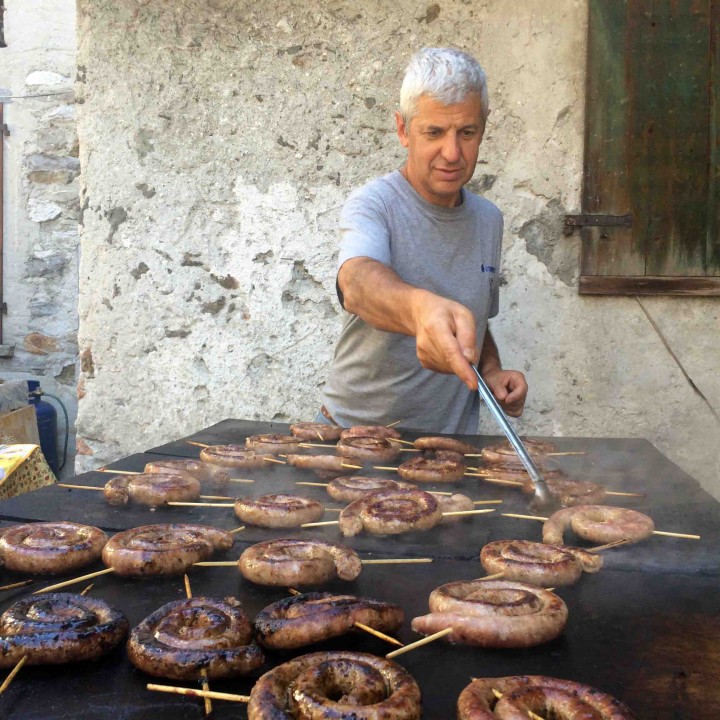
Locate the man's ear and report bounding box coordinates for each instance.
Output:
[395,110,410,148]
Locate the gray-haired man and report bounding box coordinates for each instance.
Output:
[321,47,527,434]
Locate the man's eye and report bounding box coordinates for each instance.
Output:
[427,129,442,137]
[462,129,477,138]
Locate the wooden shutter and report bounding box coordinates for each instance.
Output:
[579,0,720,295]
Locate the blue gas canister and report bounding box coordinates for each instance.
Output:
[27,380,59,477]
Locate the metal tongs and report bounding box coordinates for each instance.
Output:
[469,364,558,511]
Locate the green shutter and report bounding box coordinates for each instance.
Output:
[580,0,720,295]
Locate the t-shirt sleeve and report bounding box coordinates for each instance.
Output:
[337,186,392,270]
[487,210,503,318]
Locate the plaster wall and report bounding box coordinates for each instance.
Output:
[0,0,79,476]
[75,0,720,498]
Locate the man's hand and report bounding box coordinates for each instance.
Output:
[412,293,480,390]
[481,367,528,417]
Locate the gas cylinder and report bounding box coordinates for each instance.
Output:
[27,380,59,477]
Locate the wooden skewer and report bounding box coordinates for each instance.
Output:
[33,567,115,594]
[96,468,139,475]
[296,481,330,487]
[263,456,286,465]
[0,656,27,695]
[394,439,416,446]
[315,431,325,442]
[479,572,505,581]
[298,442,333,448]
[79,583,94,596]
[428,490,453,496]
[147,683,250,703]
[288,588,301,595]
[183,574,212,715]
[385,419,404,428]
[361,558,433,565]
[199,495,236,500]
[0,579,35,592]
[501,513,548,521]
[588,539,630,553]
[399,448,421,453]
[386,627,453,658]
[473,499,503,505]
[492,688,544,720]
[194,561,237,567]
[166,501,235,508]
[547,451,586,456]
[300,520,339,527]
[341,462,363,469]
[442,509,496,517]
[607,490,645,497]
[186,441,210,448]
[373,466,398,471]
[465,453,482,457]
[57,483,104,491]
[229,526,246,534]
[353,622,404,647]
[227,478,255,484]
[653,530,701,540]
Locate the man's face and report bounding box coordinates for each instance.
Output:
[395,92,485,208]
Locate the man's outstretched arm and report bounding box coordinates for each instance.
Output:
[338,256,480,390]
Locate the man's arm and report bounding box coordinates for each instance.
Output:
[478,327,528,417]
[338,256,480,389]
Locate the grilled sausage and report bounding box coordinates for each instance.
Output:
[0,593,128,667]
[128,597,264,680]
[102,524,233,576]
[340,425,402,440]
[457,675,636,719]
[199,445,266,469]
[521,477,607,506]
[337,437,401,463]
[239,539,362,587]
[234,494,324,528]
[246,434,302,454]
[397,456,466,483]
[413,436,479,454]
[248,650,421,720]
[327,476,417,503]
[254,592,404,650]
[144,458,230,485]
[286,453,358,478]
[339,489,442,537]
[290,423,343,441]
[411,579,567,648]
[438,493,475,522]
[103,473,200,507]
[480,540,603,586]
[0,522,107,575]
[542,505,655,546]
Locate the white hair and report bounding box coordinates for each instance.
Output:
[400,47,490,126]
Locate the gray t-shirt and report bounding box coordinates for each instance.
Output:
[322,170,502,434]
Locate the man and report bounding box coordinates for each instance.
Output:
[321,47,527,434]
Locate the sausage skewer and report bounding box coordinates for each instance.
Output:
[182,574,212,716]
[502,509,700,541]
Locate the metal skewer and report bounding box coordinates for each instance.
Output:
[469,364,555,510]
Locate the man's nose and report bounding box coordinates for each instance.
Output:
[441,132,461,163]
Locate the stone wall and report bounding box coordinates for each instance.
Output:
[0,0,79,476]
[75,0,720,498]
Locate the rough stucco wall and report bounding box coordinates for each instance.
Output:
[0,0,78,477]
[75,0,719,498]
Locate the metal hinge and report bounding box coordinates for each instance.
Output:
[563,213,632,236]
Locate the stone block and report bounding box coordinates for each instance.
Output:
[24,333,59,355]
[28,199,62,223]
[28,170,75,184]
